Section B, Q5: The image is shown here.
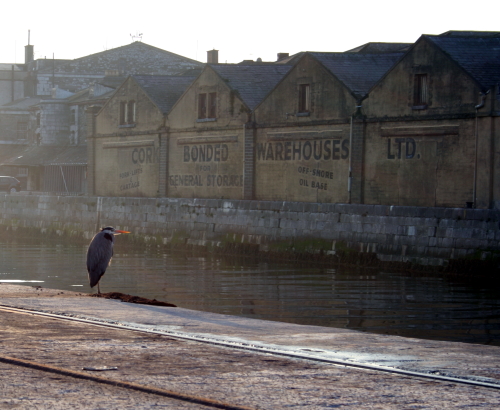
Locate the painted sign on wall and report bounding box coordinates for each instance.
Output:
[255,129,350,202]
[387,138,417,160]
[168,135,243,198]
[96,139,160,197]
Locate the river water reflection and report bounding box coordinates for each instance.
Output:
[1,237,499,346]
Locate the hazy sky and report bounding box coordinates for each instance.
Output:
[1,0,498,65]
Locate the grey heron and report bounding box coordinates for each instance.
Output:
[87,226,130,294]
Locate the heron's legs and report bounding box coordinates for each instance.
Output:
[97,283,101,295]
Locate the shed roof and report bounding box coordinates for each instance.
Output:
[0,97,41,110]
[1,145,87,166]
[210,64,292,110]
[48,146,87,165]
[65,86,115,105]
[0,144,30,164]
[424,34,500,91]
[309,52,404,99]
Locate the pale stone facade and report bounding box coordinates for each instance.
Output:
[93,77,166,197]
[166,67,249,200]
[88,32,500,210]
[362,34,500,209]
[253,54,358,203]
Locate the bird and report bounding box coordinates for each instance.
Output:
[87,226,130,294]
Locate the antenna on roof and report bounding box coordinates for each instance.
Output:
[130,32,143,42]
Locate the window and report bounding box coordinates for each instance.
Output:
[127,100,136,124]
[16,121,28,140]
[198,93,217,120]
[17,167,28,177]
[198,93,207,119]
[120,101,127,124]
[120,100,136,126]
[413,74,428,107]
[298,84,310,113]
[208,92,217,118]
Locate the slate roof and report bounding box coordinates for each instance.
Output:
[236,52,303,65]
[274,52,304,65]
[99,76,128,89]
[309,52,404,99]
[132,75,197,114]
[72,90,116,105]
[36,42,202,75]
[65,86,116,105]
[424,34,500,91]
[346,42,411,53]
[209,64,292,110]
[176,68,204,77]
[439,31,500,38]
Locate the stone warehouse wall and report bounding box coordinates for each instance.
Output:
[0,194,499,272]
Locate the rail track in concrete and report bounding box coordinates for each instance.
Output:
[1,303,500,394]
[0,353,257,410]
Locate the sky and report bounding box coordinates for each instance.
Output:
[0,0,498,65]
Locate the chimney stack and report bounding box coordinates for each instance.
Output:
[277,53,289,62]
[25,30,34,64]
[207,49,219,64]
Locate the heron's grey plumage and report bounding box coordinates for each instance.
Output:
[87,226,129,293]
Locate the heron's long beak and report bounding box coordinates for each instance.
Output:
[115,230,130,234]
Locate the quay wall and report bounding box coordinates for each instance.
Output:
[0,194,499,273]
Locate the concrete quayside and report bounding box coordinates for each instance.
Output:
[1,283,500,409]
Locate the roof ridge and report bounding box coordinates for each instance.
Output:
[70,41,202,65]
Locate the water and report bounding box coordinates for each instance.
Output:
[1,237,499,346]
